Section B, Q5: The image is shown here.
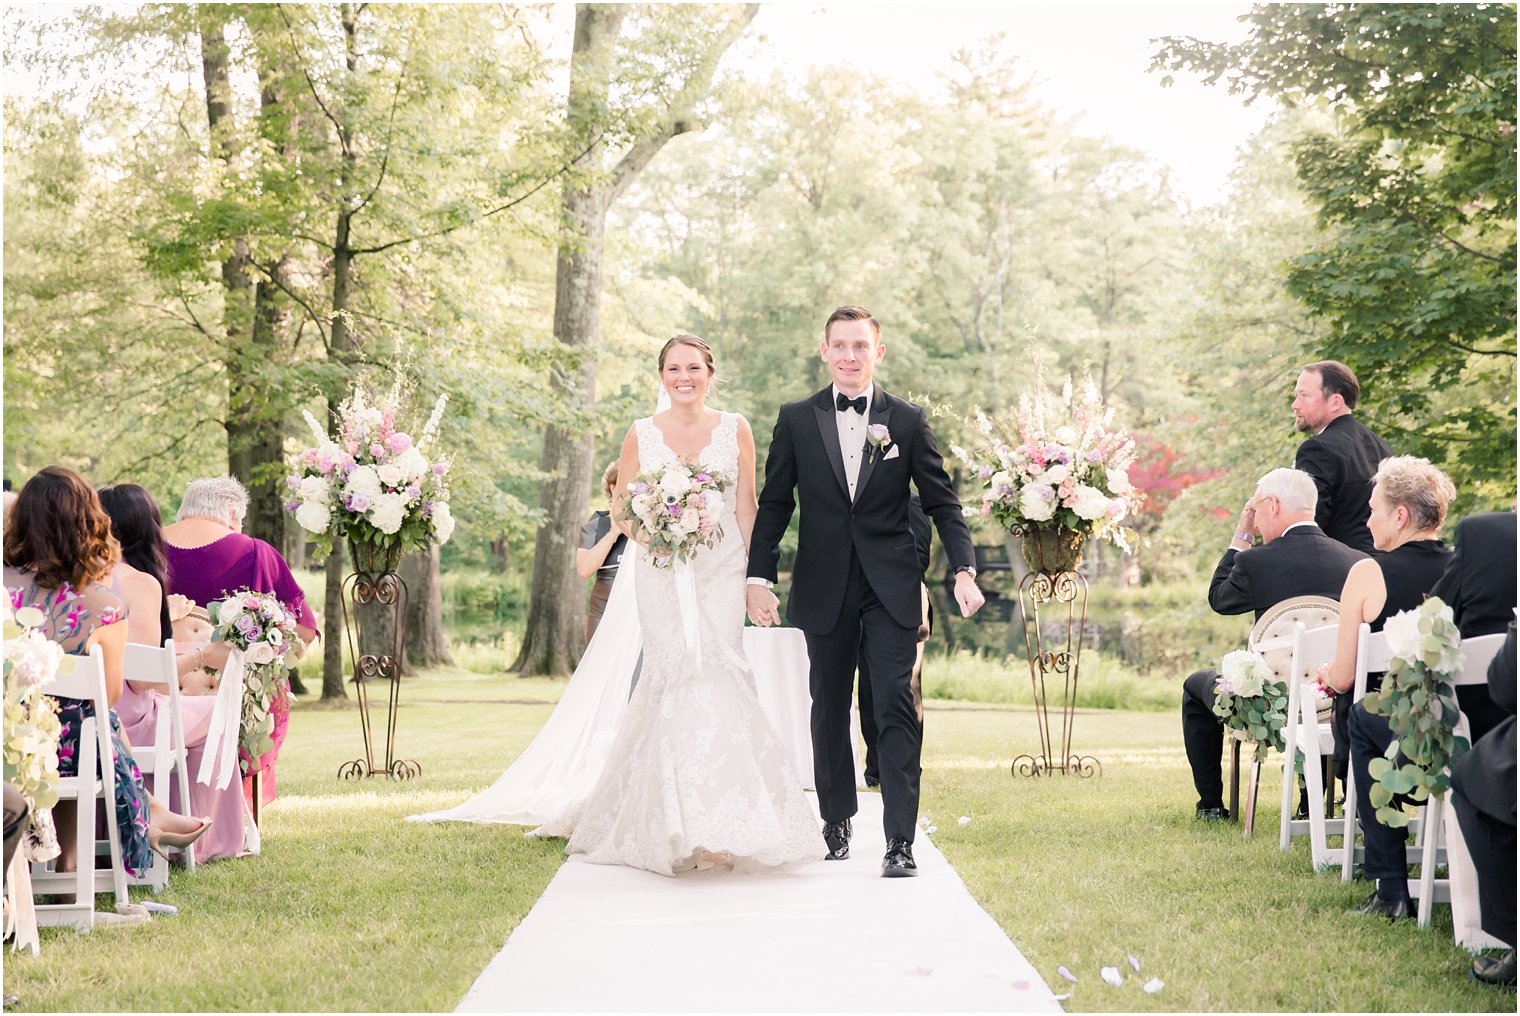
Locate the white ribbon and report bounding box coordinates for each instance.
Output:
[196,647,244,791]
[674,559,705,683]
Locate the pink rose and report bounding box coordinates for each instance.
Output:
[369,443,386,458]
[387,432,413,453]
[347,442,360,455]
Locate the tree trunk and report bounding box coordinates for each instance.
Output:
[400,545,452,672]
[321,541,349,700]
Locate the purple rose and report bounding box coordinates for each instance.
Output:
[349,493,372,512]
[235,614,261,638]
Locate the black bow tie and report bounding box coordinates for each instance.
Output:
[836,392,867,414]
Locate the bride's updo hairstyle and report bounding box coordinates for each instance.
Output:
[657,333,720,385]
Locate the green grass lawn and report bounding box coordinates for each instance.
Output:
[7,667,1513,1012]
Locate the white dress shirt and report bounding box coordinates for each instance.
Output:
[834,382,873,501]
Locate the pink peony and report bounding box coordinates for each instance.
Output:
[388,432,413,453]
[369,443,386,458]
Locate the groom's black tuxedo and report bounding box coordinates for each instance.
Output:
[749,384,974,844]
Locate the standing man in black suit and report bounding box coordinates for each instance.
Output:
[859,493,933,788]
[1451,622,1517,985]
[1292,360,1393,554]
[1181,467,1368,820]
[1431,510,1518,743]
[747,306,983,877]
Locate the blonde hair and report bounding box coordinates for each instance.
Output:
[1373,455,1456,531]
[600,460,619,501]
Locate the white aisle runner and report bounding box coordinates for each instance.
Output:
[457,794,1063,1013]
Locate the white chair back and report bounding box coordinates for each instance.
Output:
[122,639,195,882]
[1454,633,1506,687]
[1284,621,1343,867]
[30,644,129,927]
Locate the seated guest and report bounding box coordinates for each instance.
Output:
[3,467,211,875]
[1430,510,1518,743]
[162,476,317,811]
[1451,622,1516,985]
[1318,456,1456,918]
[577,461,630,643]
[100,483,250,862]
[1181,468,1367,820]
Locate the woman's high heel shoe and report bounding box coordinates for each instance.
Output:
[149,817,213,859]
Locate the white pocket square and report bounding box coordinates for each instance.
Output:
[882,445,900,460]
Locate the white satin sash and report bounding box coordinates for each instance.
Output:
[196,647,244,791]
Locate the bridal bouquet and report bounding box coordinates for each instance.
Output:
[1364,597,1466,828]
[1212,650,1289,762]
[618,463,729,567]
[951,371,1141,552]
[285,380,455,563]
[3,598,66,816]
[209,589,303,768]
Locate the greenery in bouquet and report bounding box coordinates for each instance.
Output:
[286,380,455,561]
[1363,597,1467,828]
[3,600,67,814]
[1211,649,1288,762]
[210,589,304,770]
[951,370,1142,551]
[616,462,730,568]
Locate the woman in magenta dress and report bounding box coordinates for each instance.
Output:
[161,477,318,813]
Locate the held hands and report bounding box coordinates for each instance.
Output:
[954,571,985,618]
[746,585,781,627]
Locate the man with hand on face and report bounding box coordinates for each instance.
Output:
[746,305,982,877]
[1180,467,1367,821]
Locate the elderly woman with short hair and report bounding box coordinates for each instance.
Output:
[163,476,318,812]
[1317,455,1458,920]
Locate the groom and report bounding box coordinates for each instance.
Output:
[746,306,984,877]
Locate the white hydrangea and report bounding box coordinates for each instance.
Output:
[1382,608,1423,663]
[1070,484,1110,521]
[346,465,382,499]
[295,500,331,535]
[368,492,407,535]
[4,628,64,689]
[431,502,455,544]
[1219,650,1270,698]
[393,447,429,481]
[1019,483,1057,522]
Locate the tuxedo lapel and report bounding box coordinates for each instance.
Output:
[852,387,892,503]
[811,388,850,500]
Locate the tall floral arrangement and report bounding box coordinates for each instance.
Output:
[951,371,1141,552]
[3,600,66,816]
[1364,597,1467,828]
[286,381,455,562]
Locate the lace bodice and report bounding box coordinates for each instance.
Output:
[634,412,740,517]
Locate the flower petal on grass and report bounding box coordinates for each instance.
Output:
[1057,965,1077,983]
[1100,967,1123,987]
[1053,992,1073,1002]
[1128,954,1141,972]
[1143,978,1164,994]
[958,815,971,826]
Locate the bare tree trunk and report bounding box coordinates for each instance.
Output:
[400,545,452,672]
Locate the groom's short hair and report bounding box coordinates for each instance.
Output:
[824,305,880,341]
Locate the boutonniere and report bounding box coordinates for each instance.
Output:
[865,424,893,464]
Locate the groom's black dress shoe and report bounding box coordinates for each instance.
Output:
[822,819,851,861]
[881,837,917,877]
[1470,949,1517,986]
[1352,891,1412,921]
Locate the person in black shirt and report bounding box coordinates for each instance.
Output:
[578,461,629,643]
[1291,360,1393,554]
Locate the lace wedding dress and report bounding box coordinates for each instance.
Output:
[532,412,820,875]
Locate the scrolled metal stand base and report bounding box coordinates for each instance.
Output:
[336,554,422,782]
[1009,525,1101,779]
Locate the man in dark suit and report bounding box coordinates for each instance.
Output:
[1291,360,1393,554]
[1181,467,1368,820]
[1431,511,1518,742]
[859,493,932,788]
[1451,622,1516,984]
[747,306,983,877]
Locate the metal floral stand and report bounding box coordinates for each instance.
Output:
[337,541,422,781]
[1010,525,1101,778]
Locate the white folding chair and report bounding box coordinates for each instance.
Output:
[1411,632,1507,928]
[123,639,193,889]
[1240,597,1340,842]
[1283,621,1346,870]
[1441,784,1510,950]
[29,644,130,929]
[1340,623,1393,880]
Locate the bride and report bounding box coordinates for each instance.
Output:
[416,334,819,876]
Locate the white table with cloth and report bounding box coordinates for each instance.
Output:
[742,626,864,790]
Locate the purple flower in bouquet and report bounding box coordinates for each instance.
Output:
[432,462,448,476]
[404,484,422,501]
[349,493,372,512]
[286,475,301,490]
[235,614,261,639]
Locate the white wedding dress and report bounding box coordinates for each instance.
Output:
[531,412,820,875]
